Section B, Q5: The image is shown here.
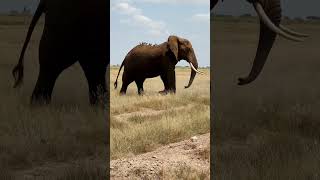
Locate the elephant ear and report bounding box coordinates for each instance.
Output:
[167,36,179,61]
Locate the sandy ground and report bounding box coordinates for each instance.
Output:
[110,133,210,179]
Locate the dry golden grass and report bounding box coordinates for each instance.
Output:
[110,67,210,159]
[212,16,320,179]
[161,164,209,180]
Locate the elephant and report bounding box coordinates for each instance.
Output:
[114,35,204,95]
[12,0,108,105]
[211,0,308,85]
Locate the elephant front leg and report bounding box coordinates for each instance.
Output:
[168,70,176,93]
[159,70,176,95]
[159,74,169,94]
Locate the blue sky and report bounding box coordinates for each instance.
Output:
[110,0,210,67]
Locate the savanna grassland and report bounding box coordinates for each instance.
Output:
[0,15,108,179]
[212,16,320,179]
[110,66,210,178]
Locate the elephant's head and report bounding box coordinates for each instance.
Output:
[211,0,308,85]
[167,35,204,89]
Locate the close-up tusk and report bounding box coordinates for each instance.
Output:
[189,62,204,74]
[279,24,309,38]
[254,2,305,42]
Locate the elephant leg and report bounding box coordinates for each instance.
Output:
[31,33,70,105]
[159,74,169,94]
[31,67,62,104]
[135,79,145,95]
[79,56,107,105]
[167,70,176,94]
[211,0,218,10]
[120,75,133,95]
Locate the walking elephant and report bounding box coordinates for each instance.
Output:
[211,0,308,85]
[12,0,108,105]
[114,35,203,95]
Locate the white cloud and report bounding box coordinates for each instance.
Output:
[112,1,169,37]
[112,2,141,15]
[137,0,209,5]
[190,13,210,23]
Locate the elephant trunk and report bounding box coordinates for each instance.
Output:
[185,54,199,89]
[238,0,281,85]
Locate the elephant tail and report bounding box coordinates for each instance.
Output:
[12,0,45,88]
[114,61,125,89]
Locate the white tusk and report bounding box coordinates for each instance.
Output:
[189,62,204,74]
[279,24,309,38]
[254,2,305,42]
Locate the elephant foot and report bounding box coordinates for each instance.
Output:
[159,89,176,95]
[158,90,168,95]
[30,96,51,106]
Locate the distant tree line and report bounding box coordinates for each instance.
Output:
[8,6,32,16]
[212,13,320,22]
[306,16,320,20]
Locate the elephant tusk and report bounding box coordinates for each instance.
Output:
[279,24,309,38]
[254,2,305,42]
[189,62,204,74]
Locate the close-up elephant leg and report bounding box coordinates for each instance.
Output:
[31,36,66,105]
[79,58,107,105]
[159,74,169,94]
[135,79,145,95]
[211,0,219,10]
[120,75,133,95]
[167,70,176,94]
[31,67,61,105]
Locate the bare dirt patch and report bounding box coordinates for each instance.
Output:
[110,133,210,180]
[113,104,195,122]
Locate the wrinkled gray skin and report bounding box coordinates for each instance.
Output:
[114,35,200,95]
[212,0,281,85]
[12,0,108,105]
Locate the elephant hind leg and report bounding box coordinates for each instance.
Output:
[120,81,131,95]
[32,30,76,105]
[31,68,61,105]
[31,38,70,104]
[135,79,145,95]
[119,74,133,95]
[79,57,108,106]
